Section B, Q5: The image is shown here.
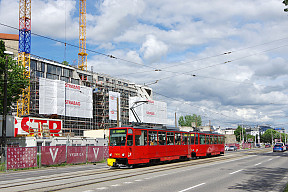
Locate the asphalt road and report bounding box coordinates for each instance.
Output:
[1,148,288,192]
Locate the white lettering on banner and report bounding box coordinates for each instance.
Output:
[49,148,59,162]
[93,148,99,159]
[69,153,84,157]
[14,117,62,136]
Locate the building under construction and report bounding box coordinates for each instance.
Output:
[23,56,153,136]
[0,32,153,137]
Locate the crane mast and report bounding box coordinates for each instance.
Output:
[17,0,31,117]
[78,0,87,71]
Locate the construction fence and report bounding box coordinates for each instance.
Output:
[4,146,109,170]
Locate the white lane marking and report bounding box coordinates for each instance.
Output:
[124,182,133,184]
[178,183,206,192]
[135,179,143,181]
[255,163,261,166]
[267,158,273,161]
[83,190,95,192]
[230,169,243,175]
[158,173,168,177]
[97,187,108,190]
[111,184,120,187]
[145,177,152,180]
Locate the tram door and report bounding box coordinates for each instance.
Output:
[127,129,134,159]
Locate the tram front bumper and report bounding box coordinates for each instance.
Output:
[107,158,117,167]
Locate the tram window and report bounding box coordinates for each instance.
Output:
[200,134,205,144]
[205,135,208,144]
[128,129,133,134]
[109,129,127,146]
[182,133,188,145]
[158,132,166,145]
[148,131,157,145]
[135,130,147,146]
[167,132,174,145]
[191,134,195,145]
[175,133,181,145]
[188,134,190,144]
[195,134,199,145]
[214,136,218,144]
[210,135,213,144]
[127,135,133,146]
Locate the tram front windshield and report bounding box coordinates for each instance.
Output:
[110,129,127,146]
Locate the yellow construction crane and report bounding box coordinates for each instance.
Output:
[17,0,31,117]
[78,0,87,71]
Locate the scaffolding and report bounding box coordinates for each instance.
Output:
[11,56,152,136]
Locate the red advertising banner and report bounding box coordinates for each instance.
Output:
[7,147,37,170]
[41,146,66,165]
[242,143,251,149]
[67,146,86,164]
[87,146,104,162]
[103,146,109,159]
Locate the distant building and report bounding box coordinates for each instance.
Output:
[258,125,272,134]
[274,127,285,134]
[223,128,236,135]
[0,33,19,56]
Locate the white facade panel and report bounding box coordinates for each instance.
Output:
[39,78,92,118]
[129,97,167,124]
[109,91,120,120]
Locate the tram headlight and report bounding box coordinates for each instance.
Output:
[109,153,112,157]
[122,153,125,157]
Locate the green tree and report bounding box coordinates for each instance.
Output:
[246,134,255,143]
[283,0,288,12]
[62,61,69,66]
[0,40,29,114]
[234,125,246,142]
[178,114,202,127]
[260,129,287,143]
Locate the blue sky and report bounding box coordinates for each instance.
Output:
[1,0,288,130]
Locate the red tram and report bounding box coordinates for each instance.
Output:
[107,126,225,167]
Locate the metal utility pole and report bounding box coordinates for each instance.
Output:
[175,112,177,128]
[117,97,119,127]
[1,52,10,162]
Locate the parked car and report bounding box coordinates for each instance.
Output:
[228,146,237,151]
[273,144,285,152]
[285,144,288,151]
[265,144,271,148]
[256,143,261,148]
[225,145,229,151]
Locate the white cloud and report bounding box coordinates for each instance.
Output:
[140,35,168,62]
[2,0,288,129]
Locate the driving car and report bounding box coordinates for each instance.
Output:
[225,145,229,151]
[273,144,285,152]
[228,146,237,151]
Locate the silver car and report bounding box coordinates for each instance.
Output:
[228,146,237,151]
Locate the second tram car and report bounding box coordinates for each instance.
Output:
[107,126,225,167]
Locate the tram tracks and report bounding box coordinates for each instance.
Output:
[0,149,270,192]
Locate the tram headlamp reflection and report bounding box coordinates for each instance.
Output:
[122,153,125,157]
[109,153,112,157]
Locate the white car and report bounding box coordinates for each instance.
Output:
[225,145,229,151]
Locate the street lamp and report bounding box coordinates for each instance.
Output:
[1,51,13,162]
